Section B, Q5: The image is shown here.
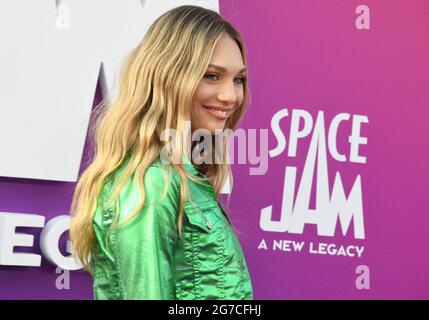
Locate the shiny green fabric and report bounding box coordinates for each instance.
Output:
[91,155,253,300]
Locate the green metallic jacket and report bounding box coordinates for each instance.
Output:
[91,155,253,300]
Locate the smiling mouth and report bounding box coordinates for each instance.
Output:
[201,105,232,120]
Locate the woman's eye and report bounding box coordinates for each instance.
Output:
[204,73,219,80]
[234,76,247,85]
[204,73,247,85]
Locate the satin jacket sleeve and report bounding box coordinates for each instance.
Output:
[92,164,180,300]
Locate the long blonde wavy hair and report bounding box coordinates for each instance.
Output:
[70,5,249,271]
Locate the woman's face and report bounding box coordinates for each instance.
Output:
[191,35,247,135]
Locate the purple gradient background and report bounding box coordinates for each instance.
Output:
[222,0,429,299]
[0,0,428,299]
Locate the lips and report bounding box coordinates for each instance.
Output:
[201,105,232,120]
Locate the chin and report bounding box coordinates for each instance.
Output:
[192,121,226,136]
[207,124,226,135]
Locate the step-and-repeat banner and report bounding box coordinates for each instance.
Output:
[0,0,428,299]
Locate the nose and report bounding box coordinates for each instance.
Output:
[217,81,238,106]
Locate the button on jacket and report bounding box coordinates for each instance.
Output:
[91,155,253,300]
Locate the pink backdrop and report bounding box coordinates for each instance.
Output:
[222,0,429,299]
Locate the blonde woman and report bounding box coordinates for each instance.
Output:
[70,5,253,300]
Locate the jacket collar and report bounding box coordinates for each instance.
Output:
[182,153,200,176]
[182,153,216,198]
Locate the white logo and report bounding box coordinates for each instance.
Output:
[261,108,368,239]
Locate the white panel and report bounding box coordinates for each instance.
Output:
[0,0,219,182]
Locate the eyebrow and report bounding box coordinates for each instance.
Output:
[208,64,247,73]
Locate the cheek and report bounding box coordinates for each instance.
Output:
[191,100,206,129]
[192,84,214,116]
[194,82,215,102]
[191,103,203,124]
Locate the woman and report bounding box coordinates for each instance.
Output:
[70,5,253,300]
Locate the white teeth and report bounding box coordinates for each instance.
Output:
[209,108,227,116]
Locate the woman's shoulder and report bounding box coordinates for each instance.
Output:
[92,155,180,229]
[108,154,178,185]
[109,156,180,201]
[147,156,177,176]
